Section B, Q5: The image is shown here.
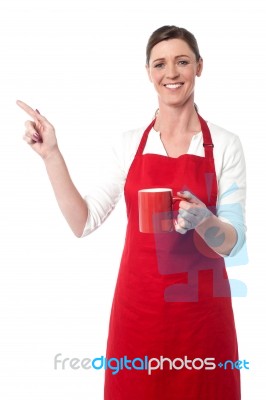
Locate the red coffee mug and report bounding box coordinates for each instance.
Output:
[138,188,181,233]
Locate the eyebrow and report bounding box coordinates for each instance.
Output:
[152,55,191,63]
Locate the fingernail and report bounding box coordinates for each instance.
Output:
[33,132,41,142]
[35,109,40,114]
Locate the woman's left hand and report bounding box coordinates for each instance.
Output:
[174,191,212,234]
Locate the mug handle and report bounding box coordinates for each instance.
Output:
[172,196,183,205]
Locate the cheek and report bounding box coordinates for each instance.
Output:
[183,71,197,88]
[150,70,163,85]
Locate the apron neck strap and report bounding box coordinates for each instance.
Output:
[136,114,214,159]
[136,119,156,156]
[197,114,214,159]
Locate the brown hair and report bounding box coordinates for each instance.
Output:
[146,25,201,65]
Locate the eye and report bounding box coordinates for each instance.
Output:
[177,60,189,67]
[154,63,165,69]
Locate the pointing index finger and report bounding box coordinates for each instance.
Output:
[16,100,43,121]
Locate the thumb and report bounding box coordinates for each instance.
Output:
[177,190,193,199]
[177,190,201,204]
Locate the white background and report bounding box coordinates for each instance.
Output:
[0,0,265,398]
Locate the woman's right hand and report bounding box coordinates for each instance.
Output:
[16,100,59,160]
[17,100,88,237]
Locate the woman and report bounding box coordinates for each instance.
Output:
[17,25,246,400]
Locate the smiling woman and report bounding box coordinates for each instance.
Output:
[146,38,203,111]
[17,25,246,400]
[145,28,204,159]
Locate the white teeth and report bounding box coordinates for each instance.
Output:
[165,83,182,89]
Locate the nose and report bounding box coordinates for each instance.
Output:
[166,63,180,80]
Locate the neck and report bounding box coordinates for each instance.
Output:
[154,101,200,137]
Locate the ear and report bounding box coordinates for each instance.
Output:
[196,58,203,77]
[145,64,152,82]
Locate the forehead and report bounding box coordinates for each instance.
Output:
[150,38,195,60]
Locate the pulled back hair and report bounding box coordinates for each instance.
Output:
[146,25,201,65]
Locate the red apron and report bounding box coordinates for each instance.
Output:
[104,115,240,400]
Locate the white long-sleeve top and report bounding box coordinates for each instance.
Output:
[81,121,246,257]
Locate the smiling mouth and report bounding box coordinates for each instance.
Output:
[164,83,184,89]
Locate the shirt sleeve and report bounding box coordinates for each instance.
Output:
[80,134,127,237]
[215,133,247,258]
